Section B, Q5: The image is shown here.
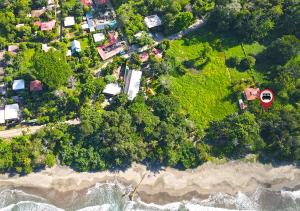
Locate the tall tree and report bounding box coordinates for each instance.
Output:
[33,50,71,89]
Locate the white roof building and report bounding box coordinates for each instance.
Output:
[64,16,75,27]
[5,104,20,120]
[12,79,25,91]
[81,22,89,30]
[124,69,142,100]
[144,15,162,28]
[71,40,81,53]
[0,110,5,124]
[93,33,105,42]
[103,83,121,96]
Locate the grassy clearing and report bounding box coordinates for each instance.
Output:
[167,29,265,134]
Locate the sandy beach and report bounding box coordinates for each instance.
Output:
[0,161,300,208]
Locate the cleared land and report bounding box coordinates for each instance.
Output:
[167,29,265,134]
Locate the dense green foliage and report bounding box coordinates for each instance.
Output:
[0,137,55,174]
[33,50,71,89]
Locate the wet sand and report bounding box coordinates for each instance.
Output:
[0,161,300,207]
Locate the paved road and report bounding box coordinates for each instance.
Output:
[0,119,80,139]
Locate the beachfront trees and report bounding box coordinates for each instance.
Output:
[260,107,300,161]
[33,50,71,89]
[205,112,265,158]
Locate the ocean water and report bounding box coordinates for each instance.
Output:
[0,182,299,211]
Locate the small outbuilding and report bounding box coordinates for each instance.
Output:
[64,16,75,27]
[12,79,25,91]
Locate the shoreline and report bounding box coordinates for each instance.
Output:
[1,161,300,208]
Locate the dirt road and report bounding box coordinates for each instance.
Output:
[0,119,80,139]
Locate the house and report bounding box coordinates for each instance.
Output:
[30,80,43,92]
[108,31,118,44]
[103,83,121,96]
[93,33,105,43]
[108,20,117,28]
[8,45,19,55]
[48,0,55,5]
[71,40,81,54]
[97,44,124,60]
[64,16,75,27]
[124,69,142,100]
[12,79,25,91]
[244,88,260,101]
[97,0,108,4]
[40,20,56,31]
[81,22,89,30]
[139,52,149,62]
[0,109,4,124]
[152,48,163,59]
[144,15,162,28]
[31,9,46,18]
[4,104,20,121]
[81,0,92,7]
[42,44,52,52]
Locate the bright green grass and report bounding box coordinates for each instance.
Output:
[64,0,77,8]
[78,37,89,51]
[23,48,35,68]
[167,30,265,134]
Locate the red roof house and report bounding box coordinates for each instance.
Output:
[139,52,149,62]
[244,88,260,101]
[30,80,43,92]
[152,48,163,59]
[81,0,92,6]
[40,20,56,31]
[97,0,108,4]
[108,31,118,45]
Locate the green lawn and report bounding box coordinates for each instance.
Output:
[167,29,265,134]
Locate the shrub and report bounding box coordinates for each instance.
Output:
[226,56,240,68]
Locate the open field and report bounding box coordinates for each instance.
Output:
[167,29,266,134]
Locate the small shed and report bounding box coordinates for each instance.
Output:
[30,80,43,92]
[12,79,25,91]
[64,16,75,27]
